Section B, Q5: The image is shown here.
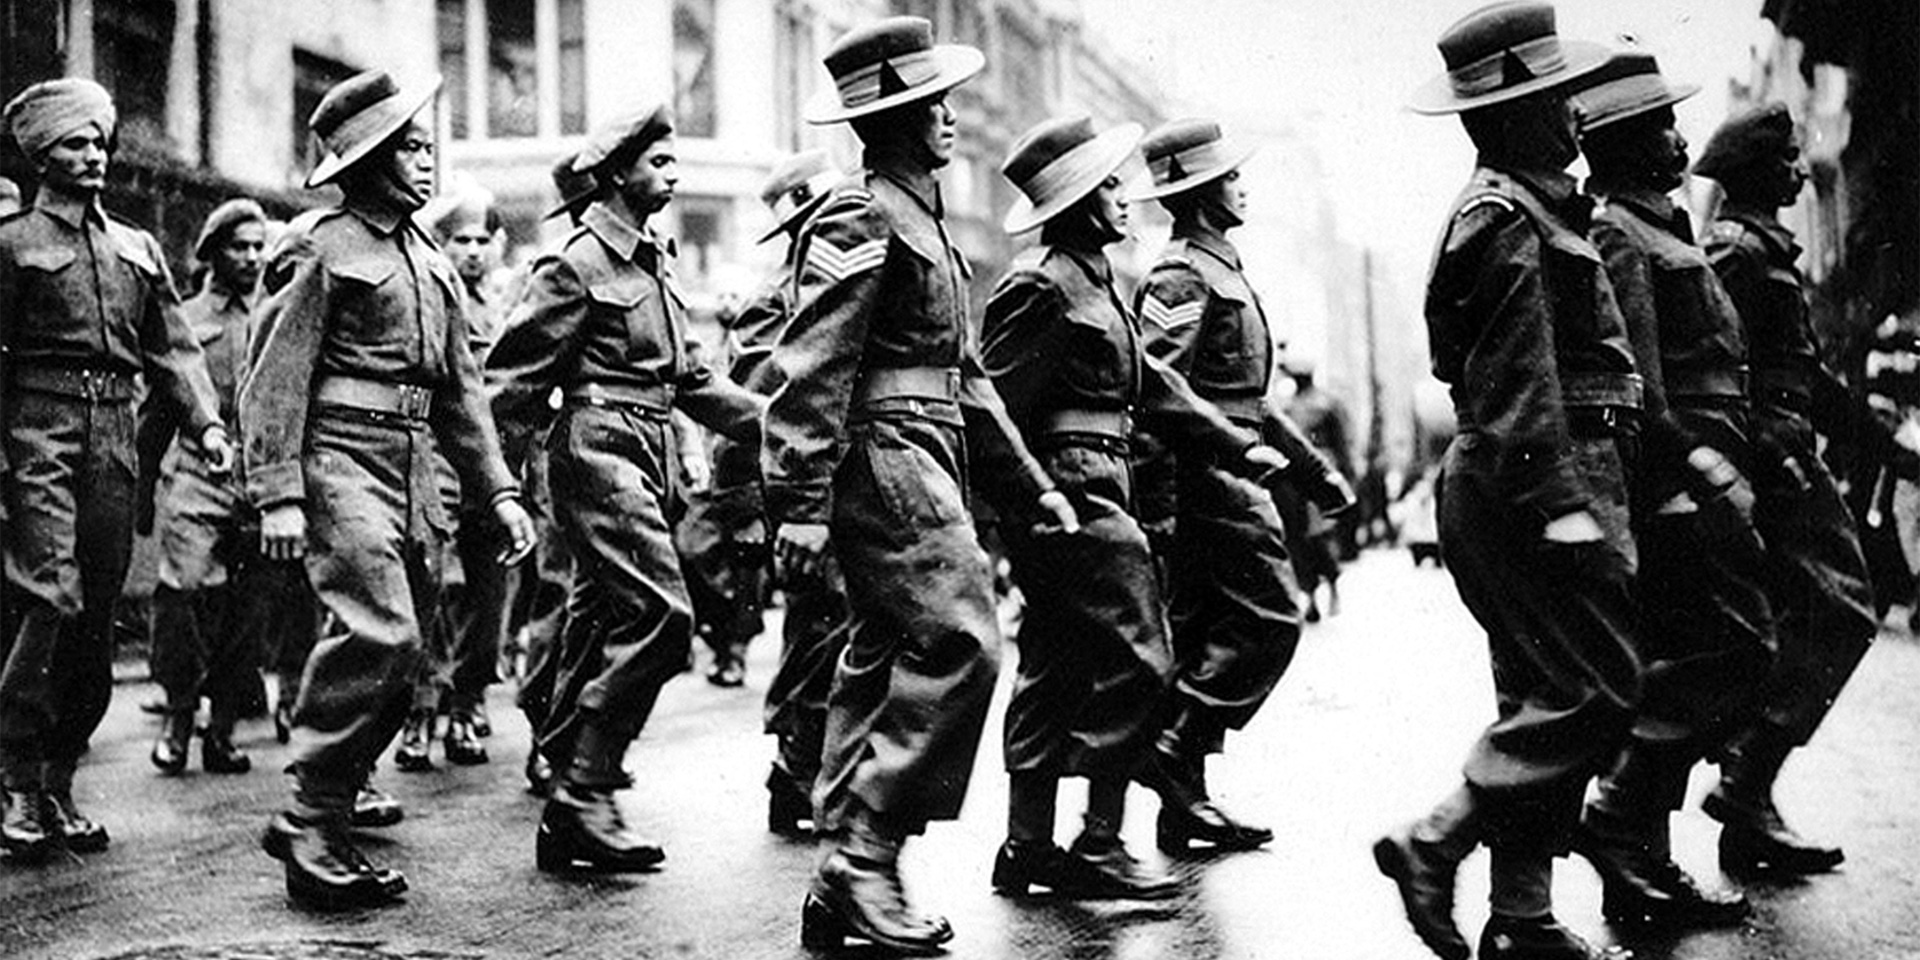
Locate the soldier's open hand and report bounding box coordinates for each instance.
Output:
[260,503,308,561]
[494,496,537,566]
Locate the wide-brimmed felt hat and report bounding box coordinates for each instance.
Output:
[1001,116,1142,234]
[571,102,674,174]
[1693,102,1794,183]
[545,150,598,220]
[4,78,116,159]
[805,17,984,125]
[758,149,842,243]
[1131,119,1255,201]
[193,198,268,261]
[1574,49,1699,132]
[1408,1,1610,116]
[306,71,441,188]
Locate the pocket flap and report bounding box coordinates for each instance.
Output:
[17,247,78,272]
[589,276,651,308]
[330,257,397,286]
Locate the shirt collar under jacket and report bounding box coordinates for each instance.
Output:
[866,147,944,218]
[341,192,416,239]
[1057,244,1114,288]
[1494,162,1591,226]
[33,189,105,231]
[1718,200,1799,258]
[1597,185,1691,242]
[1174,221,1242,271]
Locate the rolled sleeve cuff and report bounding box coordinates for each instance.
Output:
[246,461,305,509]
[765,480,833,526]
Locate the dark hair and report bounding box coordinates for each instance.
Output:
[1159,188,1205,225]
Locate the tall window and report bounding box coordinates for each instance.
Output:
[1,0,64,108]
[673,0,717,138]
[95,0,174,149]
[437,0,586,140]
[488,0,537,138]
[293,49,357,179]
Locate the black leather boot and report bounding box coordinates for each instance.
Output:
[202,710,252,775]
[803,843,949,953]
[42,765,108,853]
[351,783,405,828]
[261,810,407,909]
[1,789,53,863]
[536,782,665,873]
[444,714,488,766]
[394,709,434,772]
[1479,915,1631,960]
[1145,748,1271,853]
[1374,784,1481,960]
[1572,805,1746,928]
[766,764,812,836]
[151,708,194,774]
[1061,822,1180,900]
[1705,727,1843,875]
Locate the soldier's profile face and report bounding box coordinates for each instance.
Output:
[213,221,267,291]
[1214,169,1249,220]
[913,94,957,168]
[378,119,438,202]
[621,136,679,215]
[39,130,109,195]
[1092,174,1129,237]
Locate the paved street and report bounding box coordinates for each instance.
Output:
[4,547,1918,960]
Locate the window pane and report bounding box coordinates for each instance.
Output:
[437,0,468,139]
[487,0,537,138]
[95,0,175,150]
[672,0,716,138]
[773,8,811,151]
[558,0,586,135]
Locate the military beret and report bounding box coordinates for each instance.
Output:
[4,78,115,159]
[572,103,673,174]
[194,198,268,261]
[1694,102,1794,183]
[758,149,842,243]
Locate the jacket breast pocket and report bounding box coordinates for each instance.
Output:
[588,275,661,362]
[17,246,78,274]
[328,257,401,341]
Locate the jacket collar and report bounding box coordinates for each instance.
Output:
[866,148,943,218]
[1174,221,1241,271]
[34,190,104,230]
[342,193,413,237]
[1719,201,1798,259]
[581,198,674,264]
[1594,184,1691,241]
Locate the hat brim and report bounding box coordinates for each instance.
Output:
[1407,39,1611,116]
[1580,81,1702,132]
[305,77,443,189]
[759,189,837,244]
[1128,140,1258,201]
[804,45,985,124]
[1003,123,1144,235]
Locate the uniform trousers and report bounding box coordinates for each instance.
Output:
[1622,408,1777,807]
[816,414,1001,833]
[677,484,769,666]
[510,441,571,728]
[0,388,137,787]
[536,402,691,778]
[290,409,449,812]
[1001,441,1170,776]
[763,554,850,786]
[1440,432,1642,852]
[1747,408,1877,745]
[150,453,272,716]
[1161,457,1302,751]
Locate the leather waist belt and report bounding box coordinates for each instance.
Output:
[1566,404,1641,439]
[1206,394,1266,427]
[854,366,962,405]
[563,381,673,419]
[1753,366,1812,414]
[1667,366,1748,400]
[1561,371,1644,409]
[315,375,435,421]
[10,365,138,402]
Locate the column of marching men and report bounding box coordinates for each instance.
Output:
[0,4,1906,958]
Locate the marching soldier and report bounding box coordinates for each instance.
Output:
[0,78,232,863]
[1377,6,1642,959]
[487,104,763,874]
[1568,49,1767,929]
[1128,118,1351,854]
[764,17,1078,953]
[1696,102,1918,876]
[246,71,535,908]
[722,149,854,835]
[981,115,1299,901]
[506,151,595,797]
[146,198,273,777]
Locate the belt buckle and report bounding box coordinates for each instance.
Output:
[400,384,432,420]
